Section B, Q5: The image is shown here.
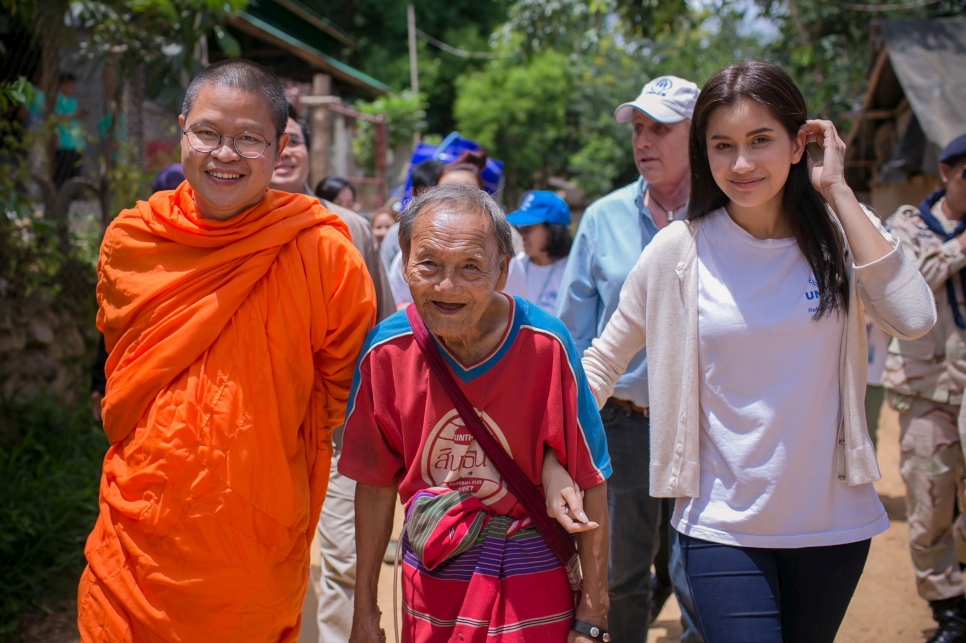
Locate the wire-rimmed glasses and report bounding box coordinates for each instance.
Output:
[182,124,277,159]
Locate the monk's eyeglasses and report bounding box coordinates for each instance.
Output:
[182,125,277,159]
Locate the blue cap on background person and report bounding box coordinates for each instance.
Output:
[506,191,571,227]
[151,164,185,193]
[938,134,966,166]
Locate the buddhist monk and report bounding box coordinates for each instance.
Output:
[77,59,377,643]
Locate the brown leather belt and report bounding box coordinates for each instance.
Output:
[608,397,649,417]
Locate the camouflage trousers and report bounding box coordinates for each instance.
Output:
[897,395,966,601]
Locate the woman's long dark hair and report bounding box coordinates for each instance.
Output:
[544,223,573,260]
[686,61,848,319]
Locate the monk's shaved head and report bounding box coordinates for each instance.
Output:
[182,59,288,137]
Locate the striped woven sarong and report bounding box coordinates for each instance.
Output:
[399,488,574,642]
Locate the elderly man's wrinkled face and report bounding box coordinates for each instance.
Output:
[631,110,690,188]
[404,205,508,340]
[179,84,288,221]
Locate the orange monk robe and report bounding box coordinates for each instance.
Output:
[77,183,376,643]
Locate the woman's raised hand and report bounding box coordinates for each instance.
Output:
[802,119,849,202]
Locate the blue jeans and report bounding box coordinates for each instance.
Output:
[600,399,662,642]
[669,526,703,642]
[679,533,871,643]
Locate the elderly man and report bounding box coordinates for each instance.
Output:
[270,108,394,642]
[883,133,966,643]
[339,184,612,642]
[556,76,702,642]
[77,59,376,642]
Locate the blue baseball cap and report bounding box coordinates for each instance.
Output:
[939,134,966,165]
[506,191,571,227]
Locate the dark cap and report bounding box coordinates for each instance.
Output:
[939,134,966,165]
[151,164,185,193]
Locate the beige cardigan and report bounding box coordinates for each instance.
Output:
[582,213,936,498]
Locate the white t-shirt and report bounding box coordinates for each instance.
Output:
[506,253,568,316]
[672,209,888,548]
[388,251,412,307]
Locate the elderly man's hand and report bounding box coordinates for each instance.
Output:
[568,632,598,643]
[348,610,386,643]
[542,447,598,533]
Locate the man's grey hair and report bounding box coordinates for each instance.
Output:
[399,184,514,260]
[182,59,288,138]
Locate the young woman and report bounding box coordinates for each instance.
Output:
[369,206,396,250]
[545,61,936,642]
[315,175,356,210]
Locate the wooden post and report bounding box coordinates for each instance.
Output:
[407,5,419,95]
[310,73,331,188]
[374,115,388,205]
[407,4,420,146]
[333,113,348,177]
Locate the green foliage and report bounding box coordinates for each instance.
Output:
[0,397,108,637]
[352,90,427,174]
[564,38,645,197]
[73,0,247,110]
[503,0,691,52]
[747,0,964,120]
[0,115,100,300]
[102,136,175,216]
[306,0,508,133]
[0,117,65,300]
[0,77,31,113]
[454,50,576,199]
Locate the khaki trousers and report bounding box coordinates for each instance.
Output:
[316,455,357,641]
[899,396,966,601]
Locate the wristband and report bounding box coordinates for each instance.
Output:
[571,618,612,642]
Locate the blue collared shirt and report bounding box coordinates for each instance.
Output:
[557,177,681,408]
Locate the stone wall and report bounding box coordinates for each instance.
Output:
[0,296,97,405]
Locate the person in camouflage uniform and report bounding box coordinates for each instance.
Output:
[884,133,966,643]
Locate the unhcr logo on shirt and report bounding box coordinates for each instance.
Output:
[806,276,820,313]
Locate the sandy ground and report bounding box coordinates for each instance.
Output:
[17,406,939,642]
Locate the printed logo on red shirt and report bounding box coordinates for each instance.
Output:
[420,408,511,507]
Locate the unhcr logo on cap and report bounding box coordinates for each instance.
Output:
[613,75,700,124]
[646,77,674,97]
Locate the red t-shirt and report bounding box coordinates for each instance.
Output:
[339,296,611,520]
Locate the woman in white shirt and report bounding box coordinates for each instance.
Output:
[542,61,935,642]
[503,190,572,315]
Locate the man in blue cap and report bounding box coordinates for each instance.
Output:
[555,76,703,643]
[504,190,573,315]
[883,133,966,643]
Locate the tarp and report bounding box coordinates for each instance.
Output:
[396,132,505,204]
[881,18,966,149]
